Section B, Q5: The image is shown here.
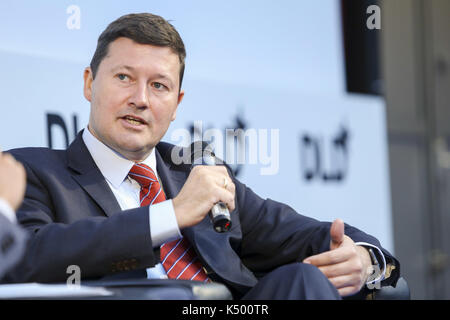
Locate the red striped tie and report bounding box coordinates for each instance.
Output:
[129,163,209,282]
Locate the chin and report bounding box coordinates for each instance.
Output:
[123,143,155,157]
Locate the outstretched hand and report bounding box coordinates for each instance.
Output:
[303,219,372,296]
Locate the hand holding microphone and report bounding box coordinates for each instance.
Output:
[191,145,232,232]
[172,142,234,232]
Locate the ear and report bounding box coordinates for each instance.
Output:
[171,90,184,121]
[83,67,94,102]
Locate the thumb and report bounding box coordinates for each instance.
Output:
[330,218,345,250]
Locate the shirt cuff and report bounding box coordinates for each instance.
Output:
[148,199,182,248]
[355,241,386,284]
[0,198,17,223]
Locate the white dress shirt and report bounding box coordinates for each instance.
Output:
[82,128,181,279]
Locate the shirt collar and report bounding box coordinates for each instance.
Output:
[82,127,157,188]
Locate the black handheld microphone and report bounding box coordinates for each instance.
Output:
[190,141,232,233]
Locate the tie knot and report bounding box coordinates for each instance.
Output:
[129,163,157,188]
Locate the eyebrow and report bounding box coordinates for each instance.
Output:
[111,65,174,86]
[111,65,135,74]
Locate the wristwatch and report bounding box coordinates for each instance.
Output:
[368,248,380,268]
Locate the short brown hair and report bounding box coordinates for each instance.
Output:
[90,13,186,88]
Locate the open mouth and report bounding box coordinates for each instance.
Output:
[122,115,147,126]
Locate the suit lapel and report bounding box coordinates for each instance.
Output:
[155,148,186,200]
[67,131,122,217]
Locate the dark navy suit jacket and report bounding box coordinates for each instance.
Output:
[5,131,399,296]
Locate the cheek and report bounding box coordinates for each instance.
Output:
[156,96,179,121]
[93,80,128,108]
[90,100,119,135]
[153,108,176,127]
[92,90,124,119]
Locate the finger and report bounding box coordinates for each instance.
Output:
[330,218,345,250]
[217,176,235,196]
[338,286,361,297]
[330,277,364,298]
[204,164,230,175]
[328,273,366,297]
[215,183,235,212]
[196,166,232,187]
[328,274,357,289]
[193,165,229,176]
[318,260,354,279]
[215,166,234,186]
[303,247,350,267]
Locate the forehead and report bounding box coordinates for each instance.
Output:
[99,37,181,77]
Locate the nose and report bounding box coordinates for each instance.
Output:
[128,81,149,109]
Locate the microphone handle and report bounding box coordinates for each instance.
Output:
[210,201,232,233]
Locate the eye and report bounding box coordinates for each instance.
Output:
[117,74,129,81]
[153,82,167,90]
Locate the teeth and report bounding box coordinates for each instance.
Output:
[123,116,144,125]
[125,118,142,125]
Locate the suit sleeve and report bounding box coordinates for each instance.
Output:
[234,179,400,287]
[2,160,158,284]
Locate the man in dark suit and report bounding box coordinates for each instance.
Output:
[6,13,399,299]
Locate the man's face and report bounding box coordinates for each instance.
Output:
[84,37,184,161]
